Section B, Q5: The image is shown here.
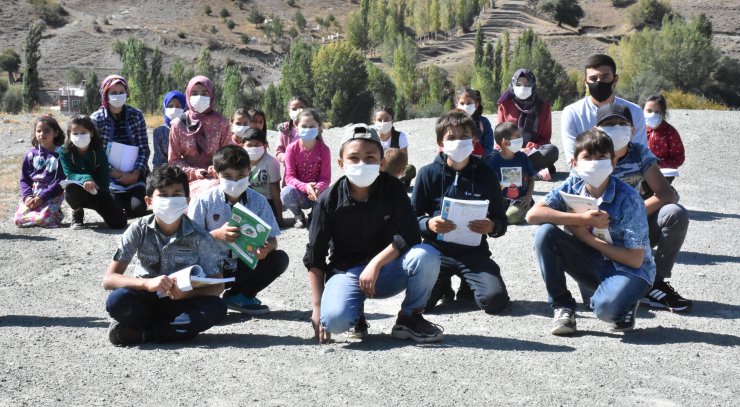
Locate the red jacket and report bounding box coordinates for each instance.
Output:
[497,98,552,148]
[647,121,685,169]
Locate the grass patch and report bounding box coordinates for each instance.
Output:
[144,113,165,129]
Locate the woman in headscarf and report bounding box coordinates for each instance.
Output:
[90,74,150,218]
[497,69,558,180]
[168,76,235,195]
[152,90,187,168]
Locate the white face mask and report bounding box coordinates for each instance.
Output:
[458,103,477,116]
[219,176,251,198]
[343,162,380,188]
[599,125,632,151]
[190,95,211,113]
[645,112,663,129]
[108,94,127,108]
[374,121,393,134]
[151,196,189,225]
[231,125,249,139]
[514,86,532,100]
[289,108,303,122]
[443,139,474,163]
[70,133,91,149]
[575,159,613,187]
[507,138,523,153]
[165,107,183,121]
[245,146,265,161]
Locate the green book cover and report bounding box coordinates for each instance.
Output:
[226,202,272,269]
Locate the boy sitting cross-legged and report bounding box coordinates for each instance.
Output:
[103,165,227,346]
[189,145,289,315]
[526,129,656,335]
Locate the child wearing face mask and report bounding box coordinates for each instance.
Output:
[372,106,416,187]
[229,108,251,144]
[240,128,285,226]
[643,94,684,179]
[59,115,127,230]
[412,110,509,315]
[103,164,227,346]
[526,129,655,336]
[188,146,288,314]
[249,109,268,134]
[152,91,187,168]
[280,108,331,229]
[595,103,692,313]
[305,126,443,344]
[91,75,151,219]
[456,88,494,157]
[14,114,66,228]
[275,96,309,164]
[485,122,536,225]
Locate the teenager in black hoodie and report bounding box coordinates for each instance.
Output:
[412,110,510,314]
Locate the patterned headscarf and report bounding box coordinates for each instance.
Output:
[162,90,187,127]
[99,75,129,109]
[185,76,216,119]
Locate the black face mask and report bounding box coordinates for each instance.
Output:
[587,80,614,103]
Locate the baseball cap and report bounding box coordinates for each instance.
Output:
[341,125,383,150]
[596,103,633,126]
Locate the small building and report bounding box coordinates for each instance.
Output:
[58,85,85,113]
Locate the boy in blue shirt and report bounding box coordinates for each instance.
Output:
[526,129,655,335]
[189,145,289,315]
[485,121,536,224]
[103,165,227,346]
[594,103,691,312]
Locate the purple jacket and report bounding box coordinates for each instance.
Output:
[19,146,65,202]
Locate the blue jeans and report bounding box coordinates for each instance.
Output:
[320,244,441,334]
[106,288,226,342]
[534,224,650,323]
[280,185,314,216]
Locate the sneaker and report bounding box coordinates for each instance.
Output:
[506,204,525,224]
[611,302,639,332]
[535,167,552,181]
[551,307,577,335]
[293,212,307,229]
[70,209,84,230]
[456,283,475,303]
[108,321,145,346]
[391,312,444,343]
[641,280,693,312]
[345,316,369,340]
[224,293,270,315]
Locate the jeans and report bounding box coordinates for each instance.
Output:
[65,184,127,229]
[426,250,510,314]
[528,144,559,172]
[320,244,441,334]
[223,250,289,298]
[280,185,314,216]
[648,203,688,280]
[106,288,226,342]
[111,184,148,219]
[534,224,650,323]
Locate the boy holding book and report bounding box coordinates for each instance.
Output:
[526,129,655,335]
[189,145,289,314]
[103,165,227,346]
[485,121,536,224]
[412,110,509,314]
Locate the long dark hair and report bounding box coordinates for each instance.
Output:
[457,88,483,118]
[645,94,669,119]
[250,109,268,134]
[32,114,65,148]
[64,115,103,154]
[287,95,309,130]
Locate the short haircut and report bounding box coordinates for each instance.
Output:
[213,145,251,173]
[32,114,65,147]
[146,164,189,197]
[585,54,617,76]
[574,129,615,160]
[435,110,477,144]
[494,121,519,146]
[230,108,250,123]
[645,94,668,118]
[383,148,407,177]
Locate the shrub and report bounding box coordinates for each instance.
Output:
[662,89,727,110]
[204,5,212,15]
[177,31,187,39]
[220,8,230,19]
[612,0,634,7]
[210,25,219,34]
[28,0,68,27]
[207,38,221,50]
[287,0,296,6]
[227,20,235,30]
[2,85,23,114]
[240,33,250,44]
[627,0,672,29]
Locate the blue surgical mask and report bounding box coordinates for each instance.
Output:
[299,127,319,141]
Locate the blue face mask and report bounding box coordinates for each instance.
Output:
[299,127,319,141]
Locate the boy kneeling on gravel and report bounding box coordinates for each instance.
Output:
[304,126,444,344]
[103,165,227,346]
[526,129,655,335]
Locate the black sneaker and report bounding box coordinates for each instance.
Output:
[641,280,693,312]
[391,312,444,343]
[345,316,369,340]
[70,209,84,230]
[611,302,639,332]
[456,283,475,303]
[551,307,577,335]
[108,321,145,346]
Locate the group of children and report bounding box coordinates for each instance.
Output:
[14,53,691,345]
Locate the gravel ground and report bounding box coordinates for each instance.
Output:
[0,110,738,406]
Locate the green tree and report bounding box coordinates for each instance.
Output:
[281,40,317,103]
[418,65,448,107]
[0,49,21,84]
[67,67,84,84]
[148,47,164,113]
[219,8,230,19]
[82,70,100,115]
[500,31,510,91]
[474,24,484,67]
[219,64,243,116]
[430,0,441,35]
[492,39,503,91]
[169,58,186,91]
[627,0,672,29]
[311,41,370,125]
[262,82,284,130]
[119,38,150,111]
[295,10,307,31]
[204,5,211,15]
[366,62,396,108]
[538,0,585,28]
[22,24,44,112]
[484,41,494,68]
[347,10,370,51]
[196,48,215,79]
[248,8,265,26]
[390,36,417,104]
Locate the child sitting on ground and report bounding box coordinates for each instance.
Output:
[485,122,536,225]
[229,108,250,144]
[526,129,655,335]
[103,164,227,346]
[643,94,684,186]
[14,114,66,228]
[189,145,289,314]
[382,148,408,180]
[241,128,285,227]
